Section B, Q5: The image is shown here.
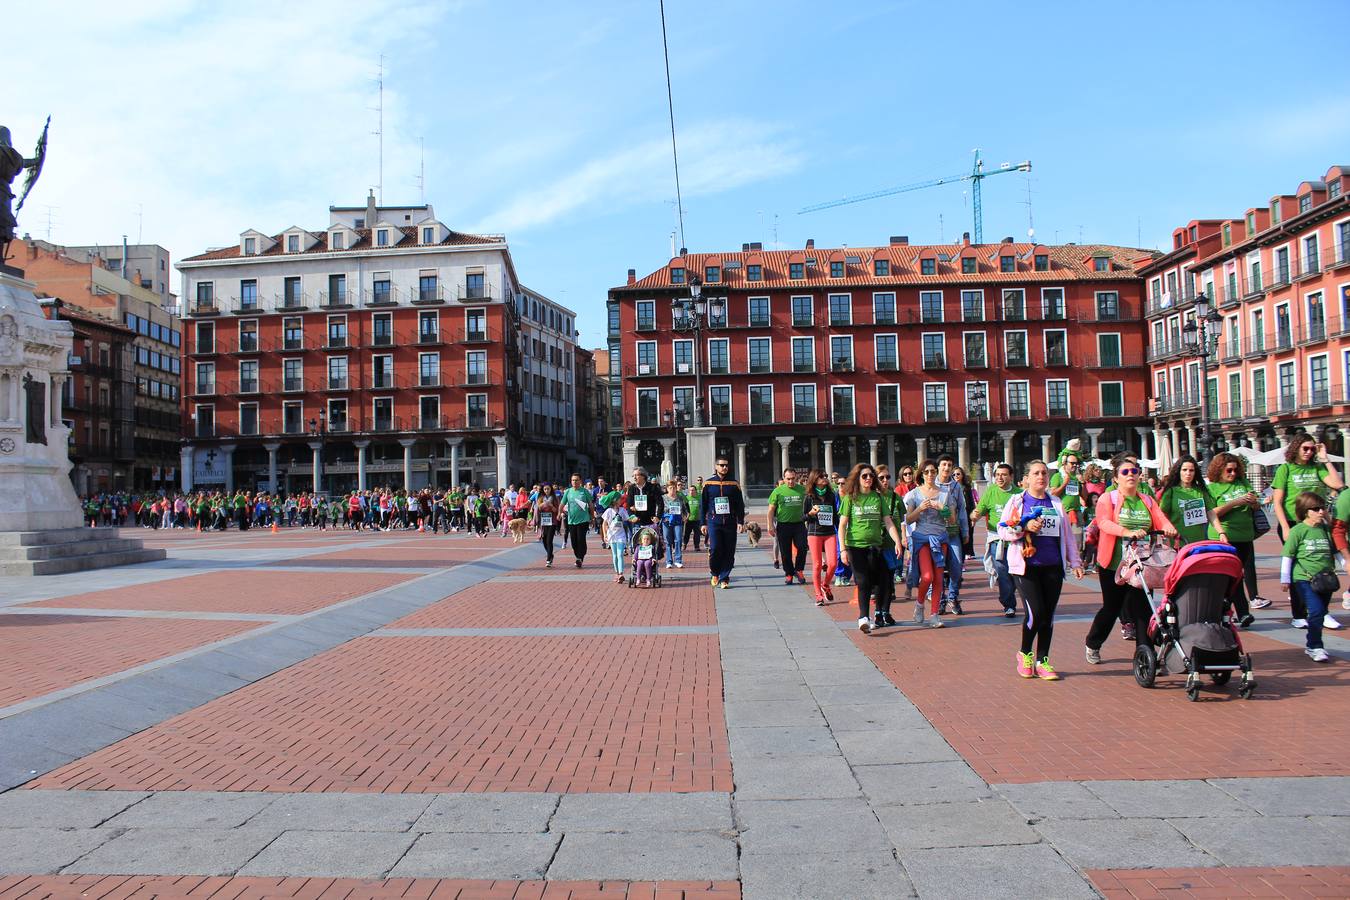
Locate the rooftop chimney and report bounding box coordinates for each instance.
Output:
[365,190,377,228]
[962,232,971,247]
[805,238,815,249]
[749,242,763,251]
[627,268,636,286]
[742,243,750,252]
[889,235,908,246]
[1002,236,1014,244]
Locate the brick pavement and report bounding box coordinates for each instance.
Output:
[391,578,717,629]
[0,876,741,899]
[0,616,260,708]
[20,571,412,617]
[1086,866,1350,898]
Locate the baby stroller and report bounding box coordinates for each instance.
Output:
[628,524,664,588]
[1131,540,1255,701]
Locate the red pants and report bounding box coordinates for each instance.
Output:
[915,543,944,615]
[808,534,837,601]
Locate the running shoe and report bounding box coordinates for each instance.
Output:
[1085,646,1101,665]
[1324,614,1343,630]
[784,576,794,585]
[858,616,872,634]
[674,562,684,568]
[1121,623,1136,641]
[796,574,807,585]
[873,612,886,630]
[545,561,552,568]
[912,604,925,625]
[882,611,897,627]
[1342,589,1350,610]
[1292,618,1309,629]
[1250,596,1272,609]
[1016,651,1035,678]
[1307,647,1331,663]
[1004,608,1017,618]
[1239,614,1255,628]
[711,576,720,587]
[1036,658,1060,681]
[930,614,944,629]
[575,560,582,569]
[815,596,825,607]
[952,601,965,616]
[719,580,729,589]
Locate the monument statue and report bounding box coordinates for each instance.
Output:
[0,118,48,266]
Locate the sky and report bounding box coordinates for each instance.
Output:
[8,0,1350,348]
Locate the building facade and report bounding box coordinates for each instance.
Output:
[175,194,578,494]
[594,345,622,476]
[1144,165,1350,468]
[17,239,183,491]
[609,237,1154,493]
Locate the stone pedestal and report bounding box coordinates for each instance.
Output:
[685,427,716,484]
[0,270,164,574]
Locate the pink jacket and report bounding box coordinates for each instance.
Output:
[996,492,1082,575]
[1093,490,1170,570]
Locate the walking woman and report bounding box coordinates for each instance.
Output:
[1271,431,1344,629]
[838,462,904,634]
[661,480,687,569]
[998,460,1084,680]
[804,469,838,606]
[903,459,952,628]
[535,483,561,567]
[1084,455,1177,664]
[1206,452,1261,624]
[1159,455,1225,547]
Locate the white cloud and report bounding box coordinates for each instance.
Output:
[472,120,806,234]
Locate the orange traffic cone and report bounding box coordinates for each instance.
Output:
[271,521,279,534]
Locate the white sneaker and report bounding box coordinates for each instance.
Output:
[930,614,944,629]
[1324,614,1343,630]
[1085,646,1101,665]
[664,563,672,569]
[674,562,684,568]
[1342,590,1350,610]
[1307,648,1331,663]
[858,616,872,634]
[1292,618,1309,629]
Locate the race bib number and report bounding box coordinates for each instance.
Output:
[666,501,682,517]
[637,545,653,560]
[1182,500,1206,528]
[816,508,834,526]
[1065,481,1080,496]
[714,496,731,516]
[634,494,648,512]
[1038,511,1061,537]
[540,513,553,527]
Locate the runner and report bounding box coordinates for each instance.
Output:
[661,480,687,569]
[873,465,901,624]
[700,457,745,589]
[904,459,952,628]
[998,460,1084,680]
[625,467,663,529]
[804,468,838,606]
[839,462,904,634]
[768,468,808,586]
[1206,452,1261,624]
[972,462,1019,617]
[936,455,970,615]
[1050,445,1084,555]
[1159,455,1225,546]
[1271,431,1345,629]
[560,473,595,568]
[535,482,561,567]
[683,479,702,553]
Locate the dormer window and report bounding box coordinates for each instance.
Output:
[331,232,344,250]
[1299,195,1313,214]
[1034,254,1049,271]
[704,266,720,283]
[422,226,435,243]
[1222,223,1231,246]
[354,218,365,229]
[961,257,977,274]
[1330,181,1342,199]
[1093,256,1110,272]
[377,229,389,247]
[874,259,889,276]
[670,267,685,285]
[747,264,763,282]
[287,235,299,253]
[921,258,936,276]
[1189,225,1198,241]
[244,237,256,255]
[1271,202,1281,225]
[1246,212,1256,235]
[830,261,844,278]
[790,262,804,279]
[1000,256,1015,273]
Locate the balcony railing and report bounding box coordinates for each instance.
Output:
[324,335,350,350]
[1086,352,1144,369]
[367,331,395,348]
[1328,240,1350,270]
[279,292,308,310]
[318,290,353,310]
[232,336,261,354]
[456,327,495,344]
[457,283,494,303]
[417,373,441,388]
[1297,320,1330,346]
[192,341,217,356]
[189,301,219,316]
[282,377,304,393]
[413,285,445,305]
[371,373,395,389]
[231,298,261,315]
[1154,393,1201,414]
[364,287,398,307]
[1083,400,1149,419]
[459,370,496,387]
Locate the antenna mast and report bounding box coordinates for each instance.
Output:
[416,137,425,204]
[373,54,385,204]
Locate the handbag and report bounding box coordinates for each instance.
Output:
[1311,571,1340,595]
[1252,504,1271,538]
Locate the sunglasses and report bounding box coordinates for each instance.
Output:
[860,473,875,480]
[1301,446,1316,452]
[1224,466,1239,473]
[878,474,891,480]
[1118,467,1141,476]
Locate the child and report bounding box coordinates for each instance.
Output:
[634,529,658,586]
[603,501,628,583]
[1281,492,1336,663]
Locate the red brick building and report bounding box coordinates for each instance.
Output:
[608,237,1153,491]
[1144,165,1350,468]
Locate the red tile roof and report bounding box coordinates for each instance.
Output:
[181,226,503,262]
[613,242,1154,292]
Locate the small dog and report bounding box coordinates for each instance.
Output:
[745,521,762,547]
[508,517,528,543]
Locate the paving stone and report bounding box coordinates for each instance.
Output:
[1170,815,1350,866]
[900,843,1098,899]
[723,699,825,728]
[0,790,149,829]
[740,848,914,900]
[412,793,558,833]
[1083,779,1256,818]
[800,666,891,688]
[875,799,1039,850]
[737,798,891,854]
[64,827,282,876]
[835,728,959,765]
[722,681,814,703]
[1210,776,1350,816]
[732,755,860,800]
[238,830,415,878]
[551,792,731,833]
[728,725,841,759]
[0,828,120,875]
[247,793,433,832]
[388,832,560,879]
[101,792,278,829]
[0,744,78,792]
[854,761,992,806]
[546,831,737,881]
[994,782,1120,820]
[816,703,917,732]
[1035,817,1220,869]
[808,683,915,706]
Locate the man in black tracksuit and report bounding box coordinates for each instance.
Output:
[625,467,665,558]
[700,457,745,588]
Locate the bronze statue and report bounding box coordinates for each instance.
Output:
[0,118,49,266]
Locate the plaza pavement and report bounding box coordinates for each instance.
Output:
[0,524,1347,898]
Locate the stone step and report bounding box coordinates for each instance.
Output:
[0,527,123,547]
[0,547,167,577]
[6,538,148,561]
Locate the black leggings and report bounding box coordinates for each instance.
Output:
[1087,567,1154,651]
[541,524,557,562]
[849,545,886,619]
[1229,540,1254,618]
[1015,564,1064,659]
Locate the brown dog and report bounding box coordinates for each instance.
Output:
[745,521,762,547]
[508,516,528,543]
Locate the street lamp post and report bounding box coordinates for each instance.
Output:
[1182,293,1223,465]
[309,409,327,494]
[670,276,726,429]
[970,384,987,476]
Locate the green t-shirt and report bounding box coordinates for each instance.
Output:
[1049,471,1082,513]
[1208,479,1256,543]
[1162,484,1214,545]
[1283,522,1334,583]
[840,492,886,548]
[769,484,807,524]
[1109,494,1155,570]
[560,487,594,525]
[1273,462,1331,523]
[974,483,1017,534]
[1335,487,1350,528]
[685,491,701,519]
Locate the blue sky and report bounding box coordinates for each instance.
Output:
[9,0,1350,347]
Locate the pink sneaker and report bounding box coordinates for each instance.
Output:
[1016,651,1035,678]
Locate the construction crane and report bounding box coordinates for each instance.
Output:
[798,149,1031,244]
